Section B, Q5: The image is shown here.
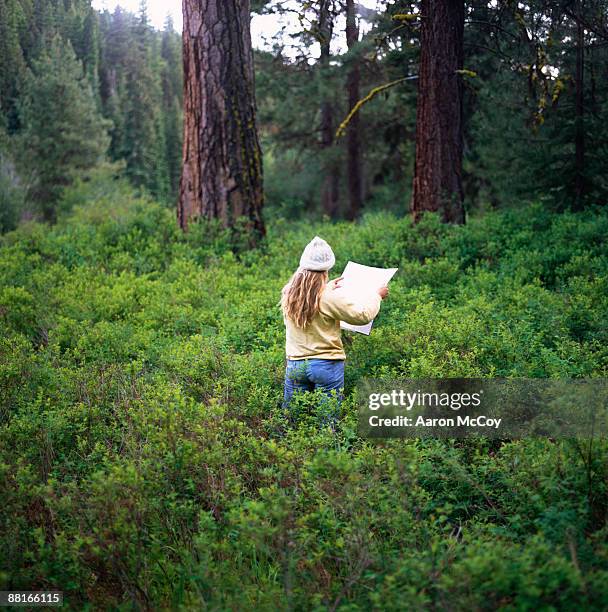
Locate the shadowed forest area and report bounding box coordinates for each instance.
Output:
[2,0,607,227]
[1,0,608,610]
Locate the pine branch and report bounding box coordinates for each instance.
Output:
[335,75,418,138]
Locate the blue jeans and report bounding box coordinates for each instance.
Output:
[283,358,345,421]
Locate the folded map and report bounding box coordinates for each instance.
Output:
[339,261,398,335]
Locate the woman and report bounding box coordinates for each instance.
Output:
[281,236,389,414]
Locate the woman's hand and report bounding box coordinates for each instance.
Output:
[377,286,389,299]
[329,277,344,289]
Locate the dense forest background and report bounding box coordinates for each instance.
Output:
[0,0,182,227]
[1,0,607,232]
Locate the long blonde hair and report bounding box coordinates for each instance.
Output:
[281,269,328,328]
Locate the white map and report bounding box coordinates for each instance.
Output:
[339,261,398,335]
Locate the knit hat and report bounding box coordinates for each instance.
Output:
[299,236,335,271]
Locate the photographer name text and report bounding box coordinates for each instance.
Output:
[368,414,502,429]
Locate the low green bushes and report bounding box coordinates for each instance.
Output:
[1,175,607,609]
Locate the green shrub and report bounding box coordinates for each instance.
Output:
[1,178,607,609]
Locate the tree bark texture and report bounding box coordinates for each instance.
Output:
[319,0,340,218]
[178,0,265,241]
[345,0,362,221]
[411,0,465,224]
[574,0,585,210]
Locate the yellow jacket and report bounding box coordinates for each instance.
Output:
[284,285,382,360]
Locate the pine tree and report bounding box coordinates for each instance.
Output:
[411,0,465,224]
[318,0,340,218]
[345,0,362,220]
[0,0,27,131]
[17,35,110,221]
[98,7,131,162]
[121,2,169,199]
[178,0,265,242]
[80,8,101,107]
[0,120,24,232]
[161,15,183,198]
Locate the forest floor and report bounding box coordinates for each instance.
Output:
[1,169,608,609]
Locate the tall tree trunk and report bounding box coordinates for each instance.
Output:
[345,0,362,221]
[574,0,585,210]
[319,0,340,218]
[178,0,264,243]
[411,0,465,224]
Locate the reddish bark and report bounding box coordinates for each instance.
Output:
[178,0,265,242]
[411,0,465,224]
[345,0,362,221]
[574,0,585,210]
[319,0,340,218]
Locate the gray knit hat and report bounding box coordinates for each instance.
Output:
[299,236,335,271]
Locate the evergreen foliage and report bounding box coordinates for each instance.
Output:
[1,0,607,222]
[0,0,183,222]
[256,0,608,216]
[16,35,109,222]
